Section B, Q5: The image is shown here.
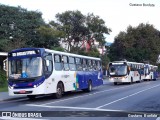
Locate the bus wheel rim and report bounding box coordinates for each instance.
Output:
[57,88,61,95]
[89,83,92,91]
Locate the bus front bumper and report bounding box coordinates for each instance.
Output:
[109,77,129,83]
[8,82,46,96]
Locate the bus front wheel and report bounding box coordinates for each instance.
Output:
[130,77,133,84]
[55,82,63,99]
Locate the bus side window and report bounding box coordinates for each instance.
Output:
[44,53,53,73]
[75,58,82,71]
[88,59,92,71]
[92,60,96,70]
[96,61,101,71]
[99,61,102,70]
[131,64,134,71]
[69,57,76,71]
[54,54,63,71]
[82,59,87,71]
[62,55,69,71]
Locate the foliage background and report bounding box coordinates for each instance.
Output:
[1,4,160,85]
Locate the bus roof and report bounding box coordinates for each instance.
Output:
[0,52,8,56]
[110,61,144,65]
[45,48,101,60]
[9,48,101,60]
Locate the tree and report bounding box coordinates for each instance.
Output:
[101,53,110,69]
[109,23,160,65]
[36,25,64,49]
[0,5,45,52]
[78,47,100,57]
[49,10,111,54]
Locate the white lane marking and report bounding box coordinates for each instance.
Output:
[35,84,140,106]
[26,104,122,111]
[156,117,160,120]
[96,84,160,109]
[0,117,46,120]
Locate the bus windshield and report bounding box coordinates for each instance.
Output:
[9,57,42,79]
[109,65,127,76]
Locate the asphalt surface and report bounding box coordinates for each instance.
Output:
[0,79,160,120]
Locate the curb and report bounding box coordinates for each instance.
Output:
[0,96,26,102]
[0,92,26,102]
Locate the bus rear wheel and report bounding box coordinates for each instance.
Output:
[138,76,142,83]
[55,82,63,99]
[83,80,92,92]
[114,82,117,85]
[27,95,36,100]
[153,78,157,81]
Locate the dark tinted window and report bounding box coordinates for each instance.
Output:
[69,57,76,71]
[82,59,88,71]
[75,58,82,71]
[62,55,69,71]
[54,54,63,71]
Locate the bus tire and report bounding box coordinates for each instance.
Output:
[130,77,133,84]
[114,82,117,85]
[55,82,63,99]
[88,81,92,92]
[27,95,36,100]
[137,77,141,83]
[83,80,92,92]
[139,76,142,83]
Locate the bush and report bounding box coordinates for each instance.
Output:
[0,69,7,87]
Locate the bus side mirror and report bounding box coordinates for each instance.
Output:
[3,59,7,71]
[46,60,50,67]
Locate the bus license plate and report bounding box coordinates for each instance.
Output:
[19,90,26,94]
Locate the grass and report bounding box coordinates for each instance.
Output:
[0,84,8,92]
[0,69,8,92]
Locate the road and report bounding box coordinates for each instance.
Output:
[0,80,160,120]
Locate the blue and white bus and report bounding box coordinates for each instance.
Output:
[7,48,103,99]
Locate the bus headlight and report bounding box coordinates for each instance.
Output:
[121,77,126,80]
[110,78,114,81]
[33,85,37,88]
[11,86,14,89]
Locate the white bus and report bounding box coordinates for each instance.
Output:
[7,48,103,99]
[108,61,144,85]
[144,64,158,81]
[152,65,158,80]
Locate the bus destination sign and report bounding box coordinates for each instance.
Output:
[12,50,37,57]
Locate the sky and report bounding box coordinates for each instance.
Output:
[0,0,159,43]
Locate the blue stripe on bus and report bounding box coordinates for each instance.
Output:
[75,71,103,90]
[8,76,45,89]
